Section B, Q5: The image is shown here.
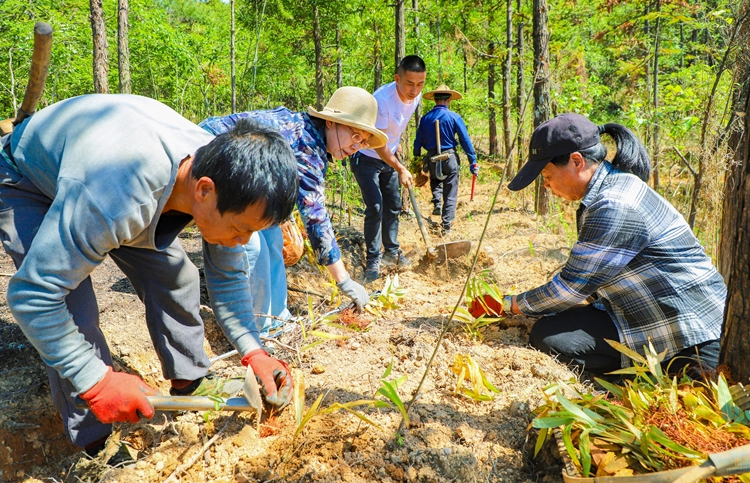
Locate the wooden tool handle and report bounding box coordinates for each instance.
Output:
[15,22,53,126]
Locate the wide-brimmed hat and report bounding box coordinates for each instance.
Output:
[508,113,600,191]
[423,84,463,101]
[308,86,388,149]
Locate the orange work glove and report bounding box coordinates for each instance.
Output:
[80,367,159,423]
[241,349,293,408]
[468,294,506,318]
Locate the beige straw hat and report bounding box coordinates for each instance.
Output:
[308,86,388,149]
[423,84,463,101]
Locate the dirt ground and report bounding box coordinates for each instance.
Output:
[0,174,581,483]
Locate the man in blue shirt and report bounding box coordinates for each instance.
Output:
[414,84,478,235]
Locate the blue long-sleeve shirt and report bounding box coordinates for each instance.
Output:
[413,105,477,165]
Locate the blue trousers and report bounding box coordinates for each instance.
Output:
[351,154,401,267]
[428,152,459,229]
[244,226,290,334]
[0,156,210,447]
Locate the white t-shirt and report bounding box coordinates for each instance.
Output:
[360,82,421,159]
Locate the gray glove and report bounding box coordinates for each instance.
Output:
[337,276,369,312]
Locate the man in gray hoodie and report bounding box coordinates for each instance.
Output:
[0,94,298,453]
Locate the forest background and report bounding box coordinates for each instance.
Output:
[0,0,743,270]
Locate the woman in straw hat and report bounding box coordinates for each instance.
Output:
[200,86,387,334]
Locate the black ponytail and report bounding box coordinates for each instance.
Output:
[599,123,651,182]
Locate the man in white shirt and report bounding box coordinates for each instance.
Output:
[352,55,426,283]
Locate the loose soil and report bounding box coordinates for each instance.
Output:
[0,175,580,483]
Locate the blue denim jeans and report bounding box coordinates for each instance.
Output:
[244,225,290,335]
[351,153,401,267]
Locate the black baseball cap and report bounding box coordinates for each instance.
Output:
[508,113,600,191]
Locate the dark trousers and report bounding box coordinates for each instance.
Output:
[427,152,459,229]
[351,153,401,266]
[0,157,211,447]
[528,304,720,376]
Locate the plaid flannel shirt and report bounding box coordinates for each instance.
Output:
[517,161,725,367]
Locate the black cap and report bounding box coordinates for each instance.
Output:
[508,113,600,191]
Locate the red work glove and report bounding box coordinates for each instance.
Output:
[80,367,159,423]
[468,294,506,318]
[241,349,293,408]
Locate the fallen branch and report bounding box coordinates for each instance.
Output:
[163,413,236,483]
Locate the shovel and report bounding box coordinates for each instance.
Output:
[74,395,260,413]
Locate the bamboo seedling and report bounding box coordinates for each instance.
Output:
[291,369,388,440]
[365,274,406,316]
[450,353,500,402]
[376,357,410,427]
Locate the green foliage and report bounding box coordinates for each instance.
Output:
[376,356,409,427]
[0,0,737,262]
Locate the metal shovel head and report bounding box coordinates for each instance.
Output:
[434,240,472,261]
[244,363,264,430]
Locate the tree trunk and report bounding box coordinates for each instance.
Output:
[437,16,443,82]
[719,4,750,382]
[463,16,468,93]
[488,41,499,158]
[652,0,661,190]
[413,0,419,40]
[503,0,513,176]
[117,0,131,94]
[336,27,342,88]
[374,20,382,91]
[313,5,324,110]
[643,3,651,166]
[516,1,525,172]
[533,0,551,215]
[395,0,405,69]
[90,0,109,93]
[230,0,236,112]
[413,0,421,131]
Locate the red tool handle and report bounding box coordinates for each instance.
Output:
[470,174,476,201]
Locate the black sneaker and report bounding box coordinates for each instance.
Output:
[432,204,442,216]
[381,251,412,269]
[363,260,380,284]
[441,225,452,236]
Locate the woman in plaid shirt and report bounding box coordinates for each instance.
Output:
[497,113,725,376]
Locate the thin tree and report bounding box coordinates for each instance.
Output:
[516,0,525,171]
[413,0,421,130]
[90,0,109,93]
[395,0,405,69]
[532,0,551,215]
[373,19,382,90]
[488,39,499,157]
[230,0,236,112]
[651,0,661,190]
[117,0,131,94]
[718,0,750,383]
[503,0,513,177]
[336,27,342,89]
[462,16,469,93]
[313,4,324,110]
